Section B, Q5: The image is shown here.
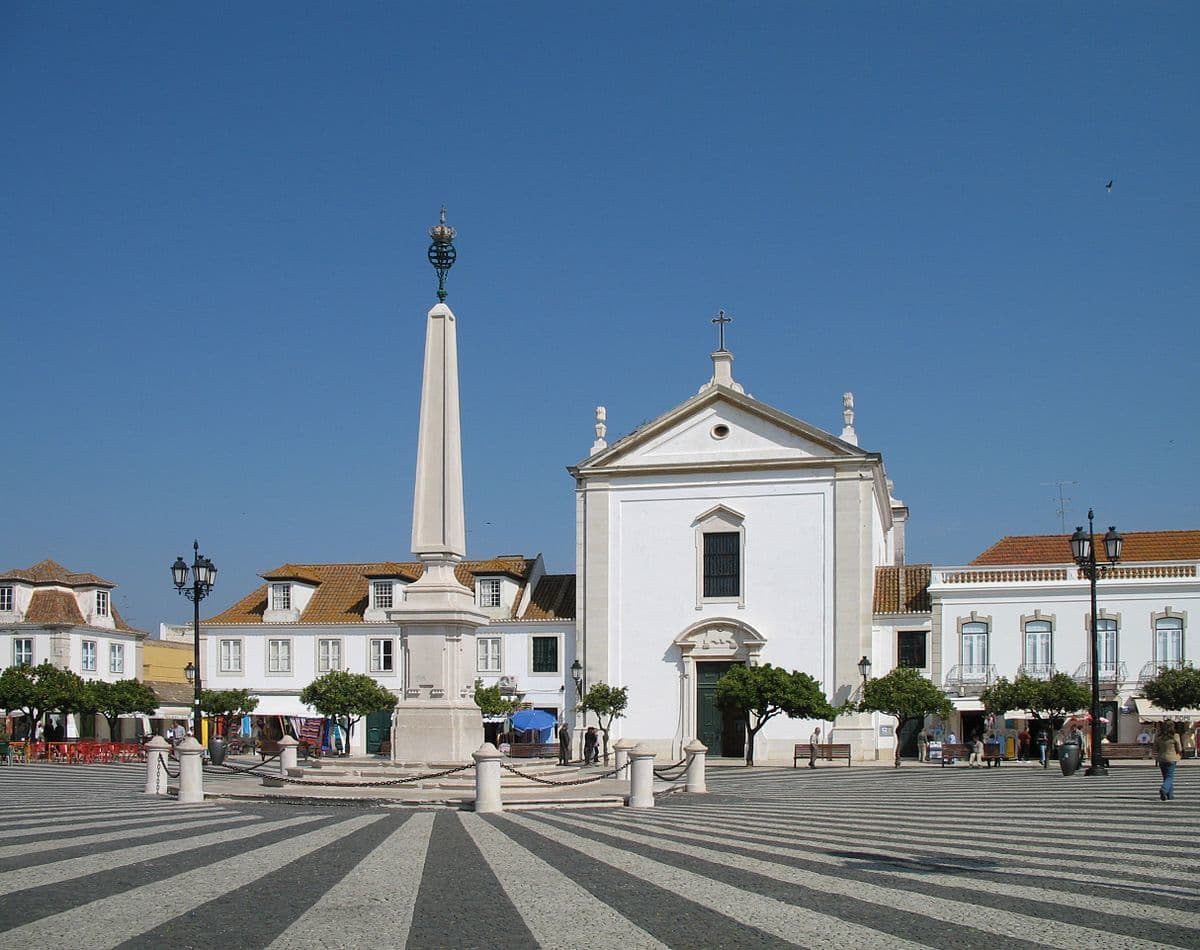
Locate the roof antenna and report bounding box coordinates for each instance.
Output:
[1041,480,1078,533]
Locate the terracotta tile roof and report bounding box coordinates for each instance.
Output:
[146,681,194,705]
[873,564,932,614]
[110,605,143,634]
[24,589,86,625]
[0,558,115,588]
[970,530,1200,566]
[520,574,577,621]
[205,557,540,625]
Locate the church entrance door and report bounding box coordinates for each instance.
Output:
[696,661,745,758]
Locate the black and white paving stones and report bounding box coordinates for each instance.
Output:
[0,761,1195,949]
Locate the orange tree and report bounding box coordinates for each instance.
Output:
[715,664,836,766]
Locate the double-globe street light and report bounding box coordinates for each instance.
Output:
[172,541,218,740]
[1070,510,1122,777]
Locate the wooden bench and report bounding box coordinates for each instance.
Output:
[507,742,559,759]
[940,743,969,766]
[940,743,1005,766]
[793,743,852,767]
[1102,743,1153,762]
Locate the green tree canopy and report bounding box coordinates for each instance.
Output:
[859,667,952,765]
[473,679,518,719]
[299,671,396,755]
[980,673,1089,722]
[200,688,260,735]
[577,682,629,764]
[85,679,158,739]
[1142,665,1200,713]
[0,663,87,733]
[715,664,836,766]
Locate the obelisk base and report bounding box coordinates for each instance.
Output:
[391,703,482,765]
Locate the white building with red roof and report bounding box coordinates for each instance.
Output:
[0,558,147,739]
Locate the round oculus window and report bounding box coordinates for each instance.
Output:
[711,424,730,440]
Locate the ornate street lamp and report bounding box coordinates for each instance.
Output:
[172,541,217,740]
[858,655,872,687]
[1070,510,1122,776]
[570,659,584,697]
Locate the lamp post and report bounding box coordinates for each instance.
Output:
[857,655,872,691]
[1070,510,1122,777]
[172,541,217,740]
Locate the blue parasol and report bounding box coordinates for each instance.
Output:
[510,708,557,741]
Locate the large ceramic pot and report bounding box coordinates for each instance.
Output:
[208,736,228,767]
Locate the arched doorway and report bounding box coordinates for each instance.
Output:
[673,618,766,758]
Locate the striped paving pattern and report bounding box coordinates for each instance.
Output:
[0,763,1196,949]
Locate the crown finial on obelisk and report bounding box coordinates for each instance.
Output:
[427,206,457,302]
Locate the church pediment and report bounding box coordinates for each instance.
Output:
[576,388,866,473]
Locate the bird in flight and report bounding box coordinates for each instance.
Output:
[1106,180,1113,191]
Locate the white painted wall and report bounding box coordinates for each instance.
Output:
[601,469,839,761]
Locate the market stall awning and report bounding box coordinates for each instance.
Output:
[249,695,318,717]
[1131,698,1200,722]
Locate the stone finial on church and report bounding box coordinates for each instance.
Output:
[840,391,858,445]
[591,405,608,454]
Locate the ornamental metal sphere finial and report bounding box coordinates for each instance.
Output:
[427,206,457,301]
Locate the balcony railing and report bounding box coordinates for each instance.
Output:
[943,664,996,694]
[1071,661,1127,684]
[1016,663,1056,680]
[1138,659,1189,682]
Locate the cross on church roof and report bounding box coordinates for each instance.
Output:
[711,309,731,352]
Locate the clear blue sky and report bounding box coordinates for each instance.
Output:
[3,4,1197,632]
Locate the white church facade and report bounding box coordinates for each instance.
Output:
[571,347,909,761]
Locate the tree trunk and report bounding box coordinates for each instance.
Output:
[745,725,759,766]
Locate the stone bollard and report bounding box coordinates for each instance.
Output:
[176,737,205,804]
[684,739,708,793]
[144,736,171,795]
[473,743,503,814]
[613,738,635,781]
[278,735,299,775]
[628,743,655,809]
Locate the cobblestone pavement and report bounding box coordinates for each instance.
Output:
[0,762,1196,949]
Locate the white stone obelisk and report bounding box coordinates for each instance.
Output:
[388,211,487,764]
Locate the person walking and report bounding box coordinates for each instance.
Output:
[1018,728,1031,761]
[916,731,928,763]
[1154,722,1183,801]
[808,726,821,768]
[1037,728,1049,768]
[557,722,573,766]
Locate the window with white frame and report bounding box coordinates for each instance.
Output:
[531,635,559,674]
[14,638,32,666]
[268,639,292,673]
[961,621,988,670]
[82,640,97,672]
[109,643,124,674]
[1155,616,1184,667]
[318,638,342,673]
[220,639,243,673]
[1023,619,1053,674]
[95,590,110,618]
[477,578,502,609]
[0,586,13,612]
[270,584,291,611]
[372,581,393,610]
[370,638,394,673]
[1096,618,1118,674]
[477,637,501,672]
